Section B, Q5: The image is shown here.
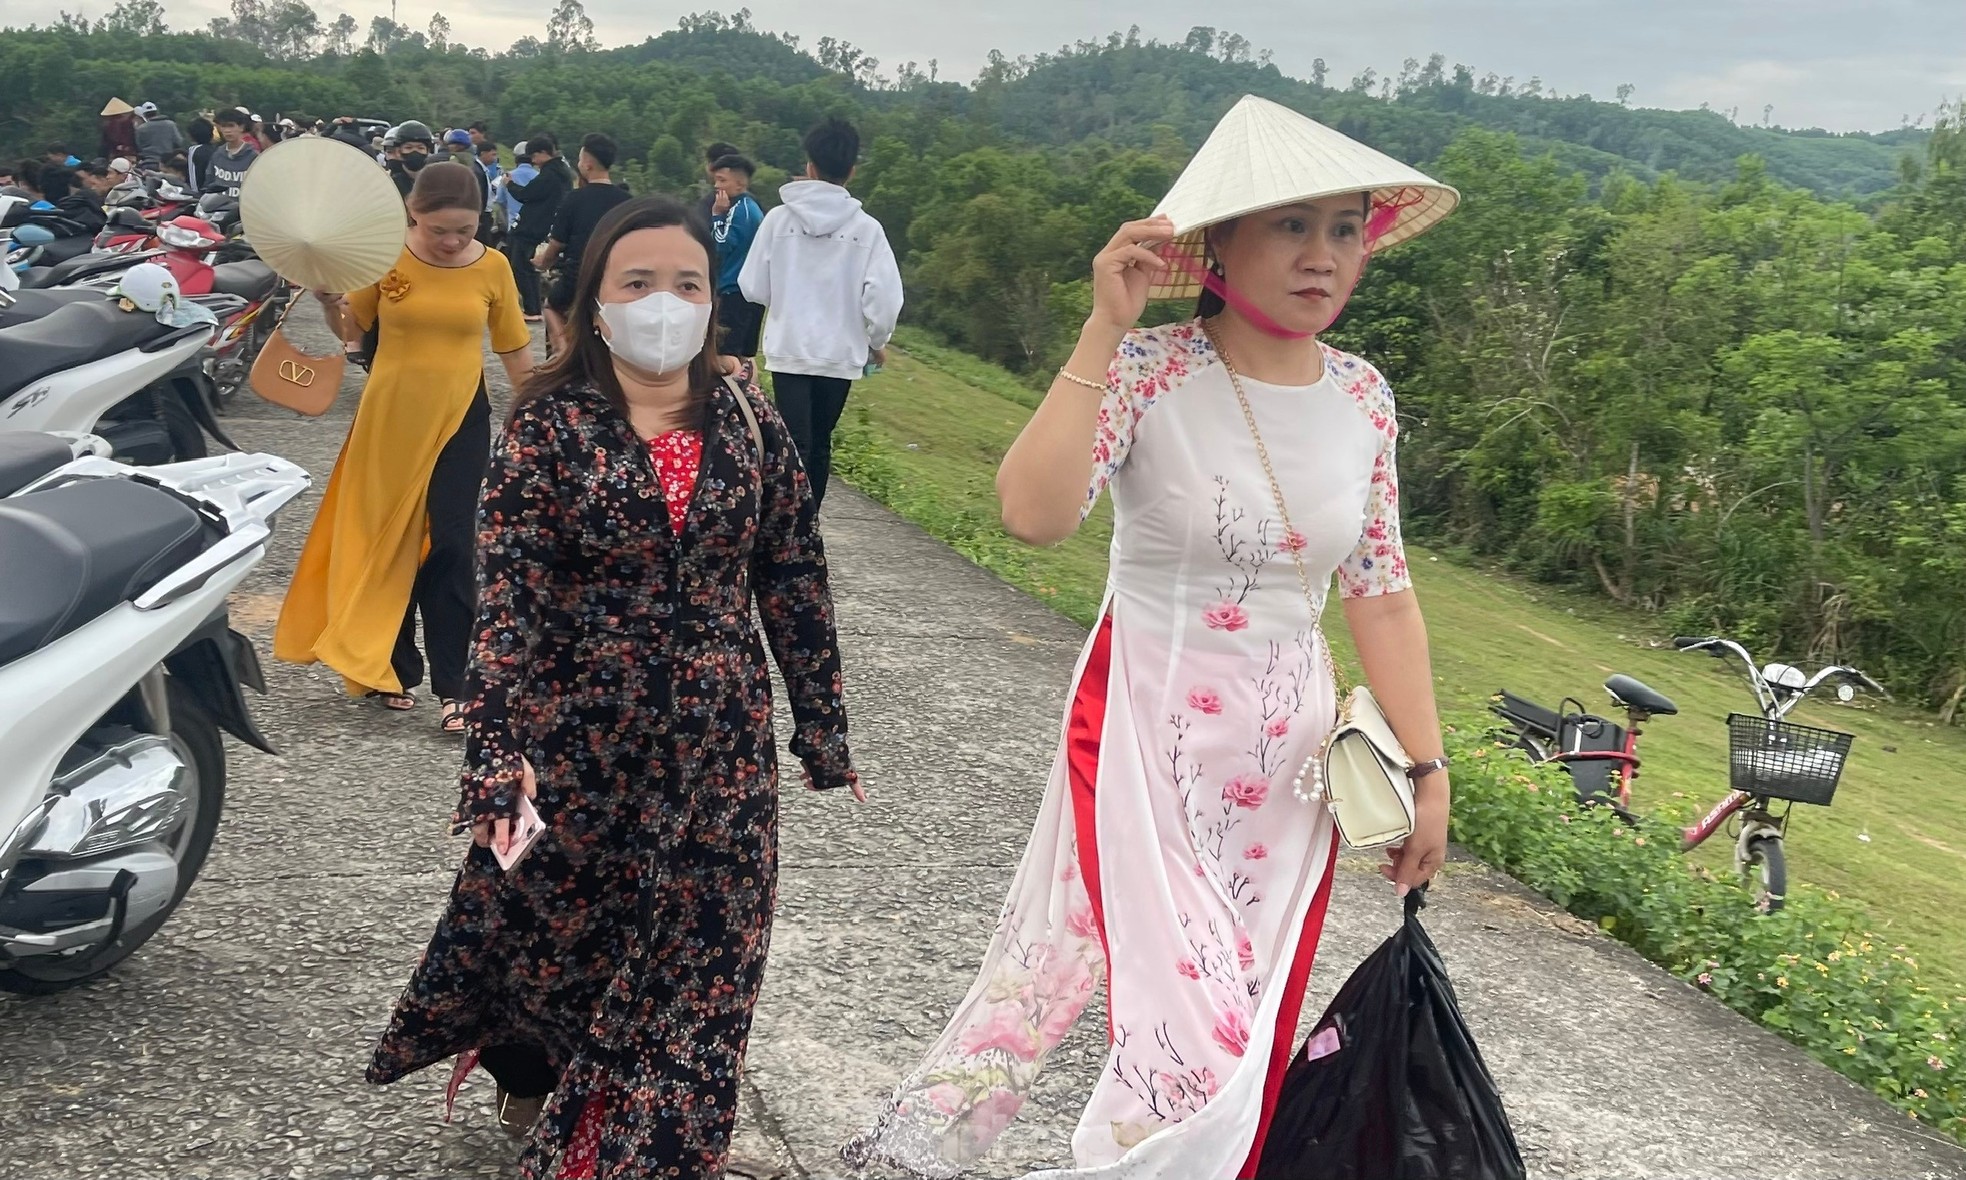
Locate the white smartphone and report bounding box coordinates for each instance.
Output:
[492,794,546,871]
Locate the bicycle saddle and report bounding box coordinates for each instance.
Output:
[1604,674,1677,716]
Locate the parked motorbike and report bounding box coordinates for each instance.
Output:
[0,264,231,463]
[0,434,310,991]
[14,217,288,411]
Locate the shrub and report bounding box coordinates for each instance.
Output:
[1446,721,1966,1141]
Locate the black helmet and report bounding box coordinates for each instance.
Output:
[391,120,435,148]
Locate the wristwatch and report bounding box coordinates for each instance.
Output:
[1407,757,1451,782]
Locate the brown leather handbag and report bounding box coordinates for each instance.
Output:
[249,299,344,416]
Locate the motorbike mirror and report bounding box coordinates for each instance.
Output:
[1836,683,1856,703]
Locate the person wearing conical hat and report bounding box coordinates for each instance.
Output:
[847,96,1461,1179]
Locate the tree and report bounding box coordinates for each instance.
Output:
[366,15,409,52]
[209,0,319,57]
[1616,82,1635,106]
[545,0,598,52]
[1309,58,1327,88]
[427,12,451,52]
[325,11,357,54]
[99,0,168,36]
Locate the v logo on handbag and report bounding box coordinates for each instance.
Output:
[250,296,345,417]
[1203,321,1417,850]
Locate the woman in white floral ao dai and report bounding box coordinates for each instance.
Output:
[846,98,1461,1180]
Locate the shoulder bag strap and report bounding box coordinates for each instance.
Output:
[723,374,765,470]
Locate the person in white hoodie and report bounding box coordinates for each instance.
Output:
[737,117,904,508]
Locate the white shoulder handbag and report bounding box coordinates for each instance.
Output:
[1208,326,1418,851]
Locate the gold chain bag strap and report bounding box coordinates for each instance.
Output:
[249,295,345,417]
[1204,323,1416,850]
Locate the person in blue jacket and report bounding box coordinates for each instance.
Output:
[710,153,766,360]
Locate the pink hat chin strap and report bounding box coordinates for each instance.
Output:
[1159,188,1422,340]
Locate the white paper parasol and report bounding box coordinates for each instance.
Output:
[241,137,406,293]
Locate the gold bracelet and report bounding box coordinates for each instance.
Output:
[1056,368,1105,391]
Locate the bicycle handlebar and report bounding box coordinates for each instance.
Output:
[1671,635,1714,650]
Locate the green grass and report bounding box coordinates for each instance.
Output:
[835,330,1966,988]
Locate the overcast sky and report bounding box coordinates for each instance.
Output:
[27,0,1966,132]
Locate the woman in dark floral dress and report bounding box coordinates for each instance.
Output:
[368,196,861,1179]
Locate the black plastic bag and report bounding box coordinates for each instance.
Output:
[1256,889,1526,1180]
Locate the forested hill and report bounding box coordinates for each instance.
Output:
[971,39,1922,197]
[0,11,1928,197]
[5,8,1963,719]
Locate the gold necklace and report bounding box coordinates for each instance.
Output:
[1200,319,1345,805]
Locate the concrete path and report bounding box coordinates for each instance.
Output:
[4,306,1964,1179]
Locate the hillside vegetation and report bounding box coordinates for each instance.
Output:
[5,8,1962,714]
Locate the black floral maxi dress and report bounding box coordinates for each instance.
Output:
[367,375,856,1179]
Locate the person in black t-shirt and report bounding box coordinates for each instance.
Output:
[534,133,632,355]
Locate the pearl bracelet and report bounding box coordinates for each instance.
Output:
[1056,368,1104,391]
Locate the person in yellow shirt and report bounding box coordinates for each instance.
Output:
[276,161,534,734]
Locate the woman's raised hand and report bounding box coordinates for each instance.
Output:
[1088,216,1174,334]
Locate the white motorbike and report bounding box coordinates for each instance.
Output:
[0,433,309,992]
[0,262,230,464]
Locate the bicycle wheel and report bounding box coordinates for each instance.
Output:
[1743,836,1787,913]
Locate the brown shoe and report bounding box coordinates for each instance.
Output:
[496,1086,545,1139]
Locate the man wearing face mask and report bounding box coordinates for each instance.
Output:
[386,121,437,199]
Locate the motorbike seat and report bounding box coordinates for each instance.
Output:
[39,249,148,288]
[211,260,277,301]
[0,433,73,497]
[1605,673,1678,716]
[0,301,180,404]
[0,477,210,666]
[0,287,105,330]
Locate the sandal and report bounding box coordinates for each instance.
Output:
[440,698,467,735]
[365,690,415,712]
[495,1086,545,1139]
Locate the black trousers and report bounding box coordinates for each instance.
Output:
[390,386,490,701]
[507,235,543,317]
[770,373,852,509]
[717,295,764,358]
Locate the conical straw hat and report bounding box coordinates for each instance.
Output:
[1149,95,1459,300]
[241,136,406,293]
[101,97,135,116]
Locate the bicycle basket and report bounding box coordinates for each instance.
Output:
[1726,714,1853,806]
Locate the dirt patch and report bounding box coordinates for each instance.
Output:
[226,590,284,636]
[1909,831,1966,862]
[1516,623,1570,649]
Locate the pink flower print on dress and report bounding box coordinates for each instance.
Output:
[1187,687,1224,715]
[1222,773,1270,810]
[1065,905,1101,939]
[1211,1005,1251,1057]
[1265,716,1290,738]
[958,1004,1041,1062]
[1176,957,1202,980]
[1245,843,1269,861]
[1279,530,1308,553]
[1235,927,1256,971]
[968,1089,1024,1142]
[1202,602,1250,632]
[921,1082,968,1116]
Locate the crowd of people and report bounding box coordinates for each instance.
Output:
[12,93,1461,1180]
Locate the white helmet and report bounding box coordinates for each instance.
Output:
[111,262,183,313]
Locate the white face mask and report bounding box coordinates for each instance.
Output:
[595,291,712,376]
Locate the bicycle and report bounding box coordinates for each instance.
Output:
[1490,636,1885,912]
